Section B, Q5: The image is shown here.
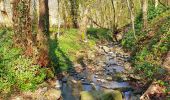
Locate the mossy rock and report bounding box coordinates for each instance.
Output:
[80,90,122,100]
[101,90,122,100]
[80,91,95,100]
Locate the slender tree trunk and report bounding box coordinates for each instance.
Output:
[0,0,12,27]
[37,0,49,67]
[79,9,88,42]
[155,0,159,8]
[142,0,148,29]
[116,0,123,27]
[70,0,79,28]
[57,0,60,38]
[126,0,137,39]
[0,0,5,11]
[111,0,116,30]
[111,0,118,41]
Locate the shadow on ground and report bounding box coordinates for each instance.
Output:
[87,28,113,42]
[49,38,73,73]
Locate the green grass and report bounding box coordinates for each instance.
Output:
[49,28,112,73]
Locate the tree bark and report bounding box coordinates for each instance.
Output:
[70,0,79,28]
[155,0,159,8]
[79,9,88,42]
[126,0,137,39]
[11,0,34,57]
[111,0,116,30]
[111,0,118,41]
[57,0,60,38]
[37,0,49,67]
[38,0,49,35]
[142,0,148,29]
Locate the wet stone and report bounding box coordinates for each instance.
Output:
[100,79,107,83]
[55,80,62,89]
[62,77,67,83]
[44,88,61,100]
[106,76,113,81]
[107,60,117,65]
[94,75,98,78]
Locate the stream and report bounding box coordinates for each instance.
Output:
[59,43,141,100]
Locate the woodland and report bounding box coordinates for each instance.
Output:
[0,0,170,100]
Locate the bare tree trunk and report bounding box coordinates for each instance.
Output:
[79,9,88,42]
[37,0,49,67]
[111,0,116,30]
[57,0,60,38]
[155,0,159,8]
[142,0,148,29]
[111,0,118,41]
[116,0,123,28]
[70,0,79,28]
[0,0,5,11]
[126,0,137,39]
[0,0,12,27]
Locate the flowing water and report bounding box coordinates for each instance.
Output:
[59,43,140,100]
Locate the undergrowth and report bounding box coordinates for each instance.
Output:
[0,28,47,94]
[121,5,170,80]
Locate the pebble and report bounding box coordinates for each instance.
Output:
[94,75,98,78]
[100,79,107,83]
[97,79,101,82]
[55,80,61,89]
[71,79,77,84]
[106,76,113,81]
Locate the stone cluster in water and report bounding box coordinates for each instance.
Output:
[60,43,141,100]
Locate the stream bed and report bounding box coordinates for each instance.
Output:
[59,43,141,100]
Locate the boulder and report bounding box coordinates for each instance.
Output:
[80,90,123,100]
[44,88,61,100]
[74,64,84,73]
[102,46,110,53]
[101,90,123,100]
[80,91,95,100]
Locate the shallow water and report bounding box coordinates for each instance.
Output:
[61,44,137,100]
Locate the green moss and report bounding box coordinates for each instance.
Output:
[80,90,122,100]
